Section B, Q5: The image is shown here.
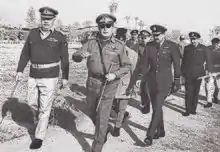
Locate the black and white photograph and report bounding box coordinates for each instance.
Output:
[0,0,220,152]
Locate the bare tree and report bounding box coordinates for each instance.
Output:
[138,20,145,30]
[134,17,139,28]
[124,16,131,28]
[109,0,118,15]
[25,6,37,29]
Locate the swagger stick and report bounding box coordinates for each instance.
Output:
[96,63,114,112]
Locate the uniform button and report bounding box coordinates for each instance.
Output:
[156,70,159,72]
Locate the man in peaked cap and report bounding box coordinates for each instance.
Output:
[16,6,69,149]
[127,24,181,146]
[126,29,139,53]
[204,37,220,108]
[181,32,212,116]
[136,29,152,114]
[72,13,131,152]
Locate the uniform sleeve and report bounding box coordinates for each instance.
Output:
[114,45,132,78]
[181,47,187,77]
[171,44,181,79]
[127,46,149,89]
[72,41,89,62]
[205,46,213,73]
[60,35,69,80]
[16,34,31,72]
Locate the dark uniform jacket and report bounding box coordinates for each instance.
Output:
[16,28,69,79]
[207,45,220,73]
[72,36,131,94]
[126,39,139,53]
[131,40,181,92]
[181,43,212,78]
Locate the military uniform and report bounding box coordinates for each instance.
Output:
[181,32,212,115]
[128,24,181,146]
[126,30,139,53]
[16,7,69,149]
[72,14,131,152]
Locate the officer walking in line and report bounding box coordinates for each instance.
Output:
[126,29,140,53]
[72,14,131,152]
[15,7,69,149]
[112,27,138,137]
[127,24,181,146]
[138,30,152,114]
[181,32,212,116]
[204,37,220,108]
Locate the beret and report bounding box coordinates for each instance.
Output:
[96,13,116,24]
[150,24,167,35]
[189,32,201,39]
[140,30,151,36]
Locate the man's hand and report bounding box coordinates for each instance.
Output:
[81,52,91,59]
[61,79,69,88]
[105,73,116,82]
[15,72,22,82]
[135,80,141,88]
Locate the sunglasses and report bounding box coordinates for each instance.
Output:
[98,23,113,29]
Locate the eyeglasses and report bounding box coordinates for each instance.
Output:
[98,23,113,29]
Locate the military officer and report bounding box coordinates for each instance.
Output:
[137,30,152,114]
[204,38,220,107]
[181,32,212,116]
[126,29,140,53]
[15,7,69,149]
[127,24,181,146]
[72,14,131,152]
[112,27,138,137]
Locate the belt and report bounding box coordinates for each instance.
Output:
[213,65,220,68]
[31,62,60,69]
[91,74,106,81]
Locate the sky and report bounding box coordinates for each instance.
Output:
[0,0,220,41]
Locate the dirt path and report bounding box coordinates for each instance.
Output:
[0,47,220,152]
[0,93,220,152]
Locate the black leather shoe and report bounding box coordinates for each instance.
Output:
[141,105,150,114]
[144,137,153,146]
[122,111,130,123]
[30,139,43,149]
[182,112,190,116]
[112,127,120,137]
[153,131,165,139]
[204,103,212,108]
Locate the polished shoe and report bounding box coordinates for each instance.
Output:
[182,112,190,116]
[144,137,153,146]
[122,111,130,123]
[141,105,150,114]
[204,103,212,108]
[153,131,165,139]
[112,127,120,137]
[30,139,43,149]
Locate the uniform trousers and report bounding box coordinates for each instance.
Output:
[86,77,119,152]
[147,90,167,138]
[27,77,58,140]
[185,77,202,113]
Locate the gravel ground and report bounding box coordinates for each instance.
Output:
[0,46,220,152]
